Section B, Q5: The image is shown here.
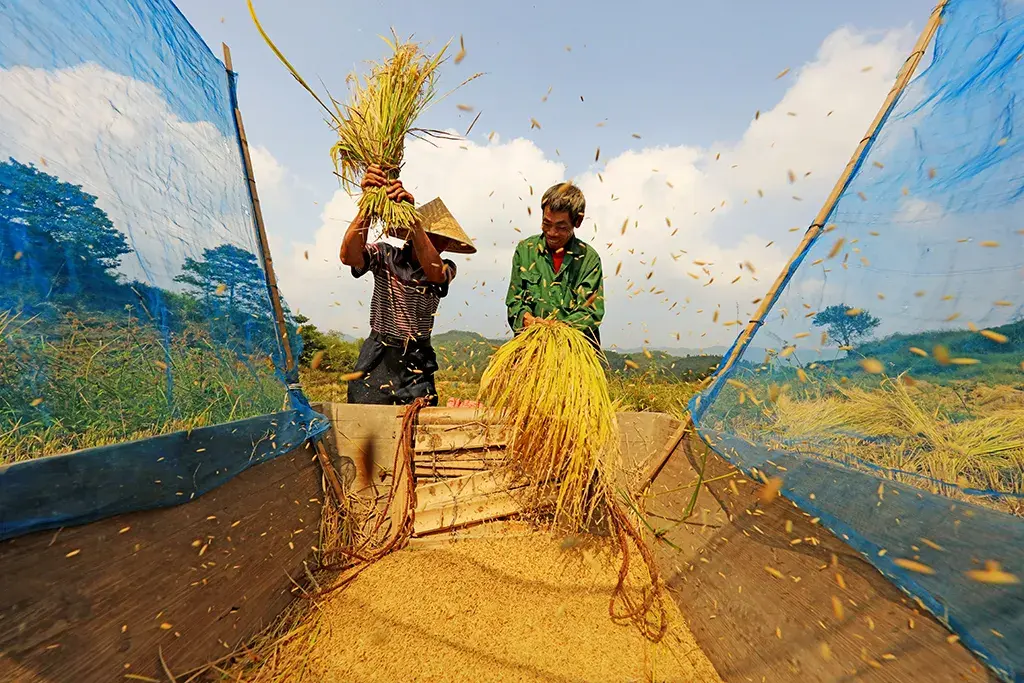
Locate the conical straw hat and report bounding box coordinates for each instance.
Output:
[386,197,477,254]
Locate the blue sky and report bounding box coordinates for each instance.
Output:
[18,0,1018,351]
[175,0,934,246]
[169,0,979,348]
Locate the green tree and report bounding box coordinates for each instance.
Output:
[174,244,268,315]
[812,304,881,349]
[292,313,327,367]
[291,313,360,372]
[173,243,283,357]
[0,157,132,298]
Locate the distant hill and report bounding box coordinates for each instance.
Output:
[837,317,1024,381]
[433,330,721,382]
[614,344,769,361]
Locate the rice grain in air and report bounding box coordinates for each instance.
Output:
[965,561,1019,585]
[893,558,935,575]
[979,329,1008,343]
[860,358,884,374]
[454,35,466,64]
[759,477,783,504]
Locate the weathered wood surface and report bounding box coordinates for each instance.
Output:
[645,424,993,683]
[312,402,401,490]
[412,422,505,480]
[413,423,506,453]
[413,470,551,537]
[0,443,322,683]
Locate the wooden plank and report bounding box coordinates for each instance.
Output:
[320,403,401,493]
[414,464,491,479]
[414,448,505,461]
[412,470,553,537]
[414,458,499,468]
[413,424,505,453]
[409,407,497,426]
[415,470,520,510]
[413,490,533,537]
[645,428,991,683]
[0,443,322,683]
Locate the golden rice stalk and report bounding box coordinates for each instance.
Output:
[249,2,480,232]
[329,35,453,232]
[478,320,620,530]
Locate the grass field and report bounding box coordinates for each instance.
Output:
[0,310,284,465]
[5,305,1021,519]
[707,369,1024,514]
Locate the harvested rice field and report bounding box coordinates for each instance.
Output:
[719,378,1024,515]
[232,526,720,683]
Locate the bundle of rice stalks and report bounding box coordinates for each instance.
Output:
[328,36,451,232]
[478,320,668,641]
[248,2,480,233]
[478,319,620,530]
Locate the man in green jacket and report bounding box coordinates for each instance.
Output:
[505,182,604,349]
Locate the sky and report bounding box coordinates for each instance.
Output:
[13,0,1020,353]
[168,0,948,349]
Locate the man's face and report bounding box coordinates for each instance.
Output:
[541,207,577,252]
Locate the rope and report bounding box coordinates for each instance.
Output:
[307,397,427,599]
[608,495,668,643]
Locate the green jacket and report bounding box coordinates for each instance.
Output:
[505,234,605,345]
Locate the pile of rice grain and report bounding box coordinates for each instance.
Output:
[266,531,720,683]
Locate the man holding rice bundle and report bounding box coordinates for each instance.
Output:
[340,164,476,405]
[505,182,605,350]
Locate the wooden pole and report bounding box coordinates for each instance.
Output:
[635,419,691,495]
[222,43,296,375]
[704,0,948,396]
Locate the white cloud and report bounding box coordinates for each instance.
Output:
[893,196,945,224]
[250,144,286,197]
[0,26,923,350]
[0,63,258,291]
[268,26,918,348]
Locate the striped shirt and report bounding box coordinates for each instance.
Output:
[351,242,456,341]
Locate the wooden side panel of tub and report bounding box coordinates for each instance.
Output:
[0,442,322,683]
[646,424,992,683]
[313,402,400,484]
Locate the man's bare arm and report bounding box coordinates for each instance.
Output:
[339,211,370,269]
[339,165,389,270]
[337,210,370,270]
[407,219,446,284]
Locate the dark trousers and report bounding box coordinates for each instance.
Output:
[346,331,440,406]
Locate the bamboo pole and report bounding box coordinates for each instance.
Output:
[703,0,948,399]
[222,43,296,375]
[635,419,691,496]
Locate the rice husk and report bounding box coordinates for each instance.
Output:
[232,530,721,683]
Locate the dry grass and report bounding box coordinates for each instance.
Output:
[224,530,720,683]
[749,376,1024,512]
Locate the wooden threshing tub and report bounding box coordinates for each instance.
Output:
[0,404,995,682]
